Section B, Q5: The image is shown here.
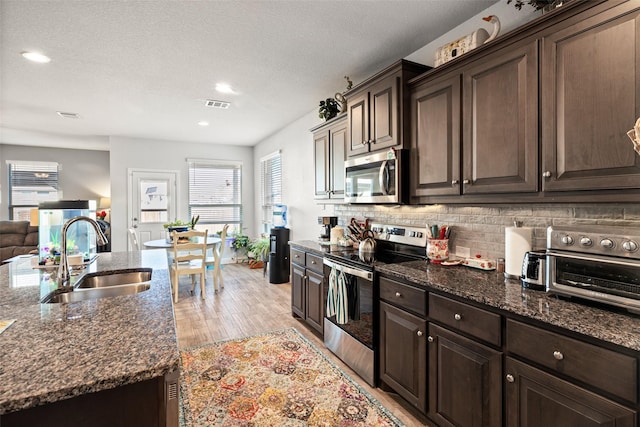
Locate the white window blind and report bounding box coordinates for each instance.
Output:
[260,151,282,231]
[7,160,60,220]
[188,159,242,232]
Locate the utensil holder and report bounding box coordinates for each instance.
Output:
[427,239,449,264]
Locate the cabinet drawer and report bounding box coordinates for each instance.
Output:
[506,319,637,402]
[291,248,305,266]
[305,253,324,274]
[379,277,427,317]
[429,293,501,347]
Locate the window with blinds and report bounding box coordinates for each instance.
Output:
[260,151,282,233]
[8,161,60,220]
[188,159,242,234]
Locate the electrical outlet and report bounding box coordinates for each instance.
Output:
[456,246,471,258]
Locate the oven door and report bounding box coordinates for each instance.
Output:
[323,258,375,349]
[322,257,377,387]
[344,150,404,204]
[547,251,640,312]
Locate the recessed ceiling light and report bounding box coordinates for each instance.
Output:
[21,51,51,63]
[197,121,209,126]
[56,111,79,119]
[215,83,234,94]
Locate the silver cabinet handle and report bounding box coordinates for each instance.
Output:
[506,374,515,383]
[543,171,552,178]
[451,180,459,185]
[462,179,470,184]
[553,350,564,360]
[295,254,300,258]
[361,140,367,146]
[427,336,434,343]
[311,260,316,264]
[417,330,423,337]
[395,292,401,297]
[454,313,462,321]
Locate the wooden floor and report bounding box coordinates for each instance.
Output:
[173,262,432,427]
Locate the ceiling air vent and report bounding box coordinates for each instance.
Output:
[56,111,79,119]
[205,99,231,109]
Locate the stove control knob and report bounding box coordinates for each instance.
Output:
[600,238,615,249]
[580,237,593,247]
[409,231,415,237]
[416,232,423,238]
[623,240,638,252]
[561,235,574,245]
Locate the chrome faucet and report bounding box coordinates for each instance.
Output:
[57,216,108,290]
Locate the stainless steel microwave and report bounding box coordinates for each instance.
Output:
[344,149,407,204]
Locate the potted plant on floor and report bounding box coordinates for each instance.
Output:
[248,236,270,269]
[230,229,251,262]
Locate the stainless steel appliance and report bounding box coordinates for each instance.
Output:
[344,149,407,204]
[546,225,640,314]
[323,223,427,387]
[318,216,338,241]
[521,250,546,291]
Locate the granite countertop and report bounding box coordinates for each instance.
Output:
[377,260,640,353]
[0,250,179,415]
[290,240,640,353]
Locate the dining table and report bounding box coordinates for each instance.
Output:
[142,236,221,249]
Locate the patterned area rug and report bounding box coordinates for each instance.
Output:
[180,328,403,426]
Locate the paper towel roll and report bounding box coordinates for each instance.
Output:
[505,226,532,278]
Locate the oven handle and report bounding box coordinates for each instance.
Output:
[323,257,373,281]
[547,250,640,267]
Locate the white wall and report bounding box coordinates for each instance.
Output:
[252,110,339,242]
[109,137,254,251]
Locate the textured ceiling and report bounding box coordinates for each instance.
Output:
[0,0,499,150]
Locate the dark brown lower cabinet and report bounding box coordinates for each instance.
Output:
[379,300,427,413]
[505,357,636,427]
[291,263,305,318]
[428,323,502,427]
[305,269,324,333]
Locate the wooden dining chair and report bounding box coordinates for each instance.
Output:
[128,228,140,251]
[169,229,207,303]
[205,224,228,292]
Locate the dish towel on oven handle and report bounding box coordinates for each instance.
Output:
[326,266,338,318]
[335,270,348,324]
[326,267,348,324]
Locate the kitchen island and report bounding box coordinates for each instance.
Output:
[0,250,179,426]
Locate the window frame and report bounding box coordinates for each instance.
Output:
[260,150,282,234]
[7,160,61,220]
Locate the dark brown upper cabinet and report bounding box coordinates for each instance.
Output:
[346,60,430,158]
[410,40,538,200]
[541,1,640,192]
[311,114,347,201]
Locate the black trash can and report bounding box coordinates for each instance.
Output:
[268,227,290,284]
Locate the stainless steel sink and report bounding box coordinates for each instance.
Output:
[75,268,152,288]
[41,268,152,304]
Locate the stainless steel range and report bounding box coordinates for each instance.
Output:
[546,225,640,314]
[322,223,427,387]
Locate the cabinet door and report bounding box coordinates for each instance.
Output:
[379,301,427,413]
[291,263,305,318]
[462,40,539,194]
[347,90,370,157]
[505,357,636,427]
[369,75,398,152]
[541,4,640,192]
[328,119,347,198]
[305,269,324,334]
[410,73,461,197]
[428,324,501,427]
[313,129,330,199]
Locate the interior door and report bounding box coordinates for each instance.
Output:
[128,169,178,249]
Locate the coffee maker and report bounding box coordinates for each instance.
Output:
[318,216,338,241]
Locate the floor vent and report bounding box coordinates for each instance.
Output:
[205,99,231,109]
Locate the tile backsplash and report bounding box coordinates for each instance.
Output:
[335,204,640,260]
